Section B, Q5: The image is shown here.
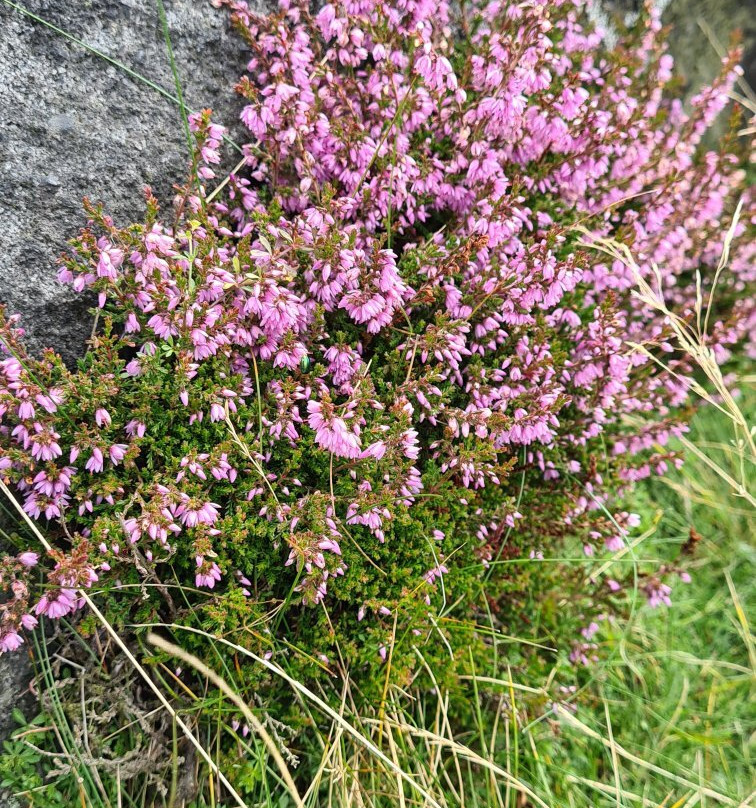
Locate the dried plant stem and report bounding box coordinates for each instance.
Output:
[576,213,755,504]
[147,632,305,808]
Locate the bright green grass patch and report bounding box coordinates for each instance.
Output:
[533,397,755,807]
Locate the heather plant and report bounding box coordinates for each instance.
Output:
[0,0,754,799]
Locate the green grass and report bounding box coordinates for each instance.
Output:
[531,397,755,807]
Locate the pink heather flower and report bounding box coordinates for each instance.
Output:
[18,551,39,567]
[0,631,24,653]
[11,423,30,449]
[35,392,61,413]
[18,400,35,419]
[423,564,449,585]
[147,315,178,340]
[401,429,420,460]
[109,444,128,465]
[273,341,307,371]
[34,588,77,619]
[95,408,111,427]
[645,582,672,609]
[360,440,386,460]
[125,420,146,438]
[144,224,175,255]
[30,427,62,462]
[177,500,220,527]
[378,645,387,661]
[23,491,63,520]
[570,641,599,667]
[605,535,624,552]
[307,400,361,459]
[96,242,124,279]
[581,621,600,640]
[211,454,236,482]
[324,345,362,389]
[124,311,141,333]
[195,558,222,589]
[20,614,38,630]
[85,447,104,473]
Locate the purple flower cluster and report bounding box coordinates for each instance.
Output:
[0,0,752,659]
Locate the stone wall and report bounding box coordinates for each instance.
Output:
[0,0,250,366]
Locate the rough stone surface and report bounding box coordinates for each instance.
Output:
[663,0,756,96]
[0,0,250,365]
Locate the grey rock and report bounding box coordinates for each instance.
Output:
[662,0,756,96]
[0,0,251,366]
[47,113,76,135]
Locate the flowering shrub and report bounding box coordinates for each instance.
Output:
[0,0,752,692]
